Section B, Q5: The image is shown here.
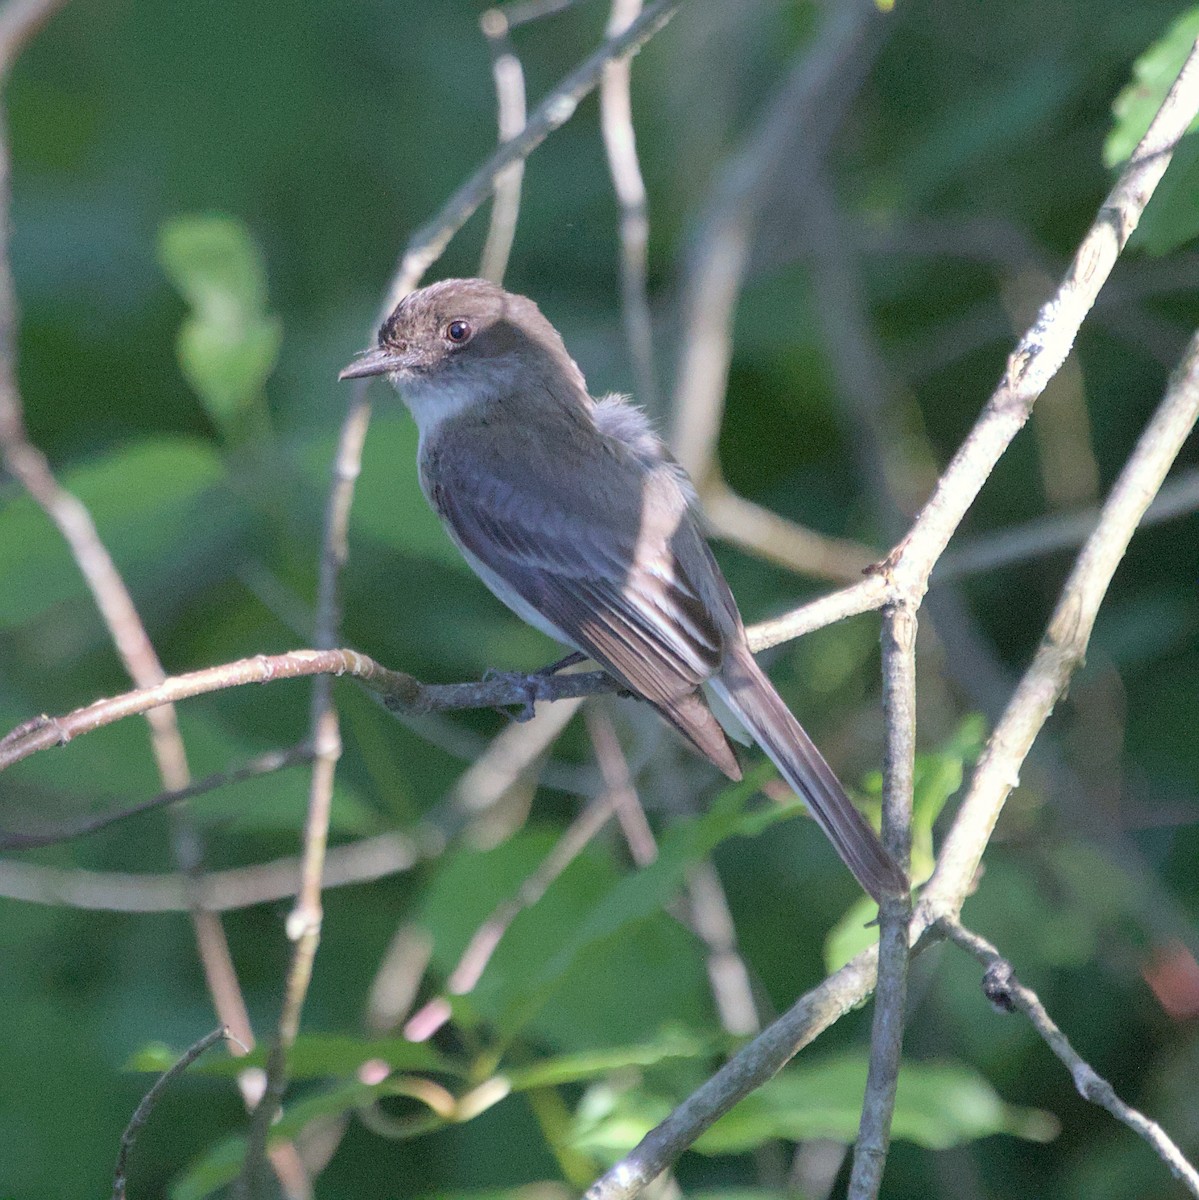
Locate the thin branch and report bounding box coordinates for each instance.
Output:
[923,323,1199,914]
[0,649,620,772]
[0,0,274,1170]
[584,934,897,1200]
[585,705,658,868]
[884,33,1199,603]
[112,1026,233,1200]
[381,0,686,313]
[684,858,760,1038]
[939,920,1199,1198]
[669,0,878,479]
[589,315,1199,1198]
[668,0,883,580]
[0,829,434,912]
[601,0,658,410]
[0,742,313,851]
[235,700,336,1196]
[451,782,627,993]
[933,464,1199,582]
[406,708,650,1042]
[703,482,877,583]
[501,0,591,28]
[586,39,1199,1193]
[241,11,688,1173]
[747,575,888,653]
[478,8,528,283]
[847,605,915,1200]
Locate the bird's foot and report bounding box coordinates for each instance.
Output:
[483,652,591,722]
[482,668,552,722]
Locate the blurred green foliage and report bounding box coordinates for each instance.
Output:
[2,2,1199,1199]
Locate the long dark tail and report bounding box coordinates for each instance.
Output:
[712,643,907,903]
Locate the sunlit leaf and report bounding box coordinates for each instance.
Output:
[1106,9,1199,254]
[824,717,983,972]
[569,1055,1058,1160]
[158,214,280,440]
[505,1029,711,1091]
[128,1032,451,1080]
[1106,8,1199,166]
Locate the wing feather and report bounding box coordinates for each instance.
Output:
[424,415,740,775]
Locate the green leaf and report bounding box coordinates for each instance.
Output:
[417,829,715,1049]
[824,716,984,972]
[1105,9,1199,167]
[1105,10,1199,254]
[129,1033,452,1080]
[491,768,772,1037]
[505,1029,711,1091]
[1128,129,1199,254]
[569,1055,1057,1160]
[0,437,237,629]
[172,1081,379,1200]
[158,214,281,440]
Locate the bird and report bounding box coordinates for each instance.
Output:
[340,278,906,902]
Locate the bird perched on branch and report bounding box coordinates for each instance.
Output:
[341,278,906,902]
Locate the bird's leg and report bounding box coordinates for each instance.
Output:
[483,651,591,722]
[537,650,588,676]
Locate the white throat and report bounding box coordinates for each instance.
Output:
[395,372,483,444]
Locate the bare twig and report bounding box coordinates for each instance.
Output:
[588,314,1199,1199]
[885,35,1199,604]
[405,708,652,1042]
[669,0,878,479]
[747,575,888,653]
[237,12,689,1173]
[668,0,883,580]
[585,706,658,867]
[382,0,685,312]
[112,1026,233,1200]
[0,829,433,912]
[450,784,626,993]
[923,323,1199,914]
[478,8,528,283]
[601,0,658,410]
[584,934,895,1200]
[0,0,276,1173]
[847,605,915,1200]
[0,649,620,772]
[939,920,1199,1198]
[933,464,1199,581]
[0,742,313,850]
[586,37,1199,1195]
[702,482,877,583]
[685,858,760,1037]
[447,697,585,831]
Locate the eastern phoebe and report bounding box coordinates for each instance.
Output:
[340,278,906,901]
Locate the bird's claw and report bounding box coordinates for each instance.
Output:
[483,668,546,722]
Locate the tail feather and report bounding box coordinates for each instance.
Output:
[656,689,743,782]
[712,644,907,902]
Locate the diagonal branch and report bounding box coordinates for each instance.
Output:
[601,0,658,411]
[940,919,1199,1198]
[585,32,1199,1197]
[847,604,915,1199]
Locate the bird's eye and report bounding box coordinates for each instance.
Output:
[445,320,472,344]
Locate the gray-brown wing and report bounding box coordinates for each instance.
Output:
[426,423,741,776]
